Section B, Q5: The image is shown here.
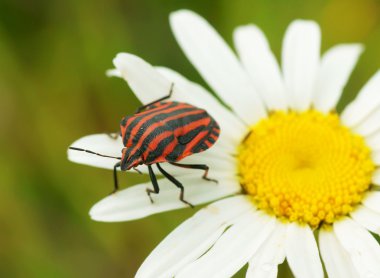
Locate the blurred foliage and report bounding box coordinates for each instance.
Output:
[0,0,379,277]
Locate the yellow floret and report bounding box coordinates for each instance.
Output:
[237,110,375,229]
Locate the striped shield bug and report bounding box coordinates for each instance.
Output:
[70,84,220,206]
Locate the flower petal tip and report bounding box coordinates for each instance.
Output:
[234,24,260,33]
[338,43,365,55]
[170,9,196,20]
[169,9,204,30]
[89,197,117,222]
[106,69,122,78]
[285,19,321,40]
[112,52,128,67]
[289,19,320,28]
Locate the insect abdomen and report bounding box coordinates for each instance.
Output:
[165,116,220,162]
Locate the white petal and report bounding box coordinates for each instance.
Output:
[351,205,380,235]
[285,223,323,278]
[136,195,253,278]
[155,66,247,145]
[113,53,172,104]
[177,211,275,278]
[282,20,321,111]
[246,222,286,278]
[365,131,380,152]
[233,25,287,111]
[334,217,380,277]
[363,191,380,213]
[319,229,359,278]
[373,169,380,185]
[313,44,364,112]
[89,174,241,222]
[372,151,380,165]
[341,70,380,127]
[354,108,380,136]
[106,68,122,78]
[170,10,267,125]
[68,133,123,170]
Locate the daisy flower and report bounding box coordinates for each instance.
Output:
[68,9,380,278]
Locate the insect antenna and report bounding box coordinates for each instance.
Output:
[69,147,122,159]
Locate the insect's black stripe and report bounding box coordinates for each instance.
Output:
[121,105,167,129]
[123,105,196,146]
[207,137,216,144]
[133,108,205,143]
[211,119,220,130]
[169,113,213,154]
[189,132,211,153]
[191,142,208,153]
[211,129,220,136]
[178,125,207,145]
[136,111,209,156]
[191,135,212,153]
[206,120,220,145]
[166,110,209,130]
[125,104,192,137]
[165,124,211,161]
[189,119,219,154]
[209,120,220,134]
[190,126,216,154]
[124,102,178,134]
[145,134,175,164]
[123,147,132,160]
[120,147,137,170]
[126,102,180,130]
[120,116,131,128]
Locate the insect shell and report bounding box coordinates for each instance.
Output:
[119,100,220,171]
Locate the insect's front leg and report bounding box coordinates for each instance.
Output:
[146,165,160,203]
[110,161,121,194]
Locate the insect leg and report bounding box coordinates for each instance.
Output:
[169,162,218,183]
[132,167,142,174]
[146,165,160,203]
[111,161,121,194]
[156,163,194,208]
[135,83,174,113]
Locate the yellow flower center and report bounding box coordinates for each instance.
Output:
[237,110,375,228]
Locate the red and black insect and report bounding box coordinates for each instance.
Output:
[70,84,220,206]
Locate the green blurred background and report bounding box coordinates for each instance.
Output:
[0,0,380,277]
